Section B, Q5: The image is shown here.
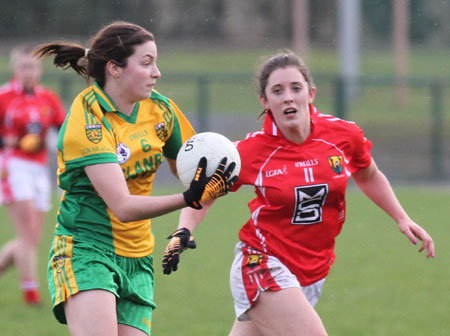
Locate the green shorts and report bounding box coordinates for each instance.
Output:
[48,235,156,335]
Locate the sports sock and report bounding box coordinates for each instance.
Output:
[21,280,41,305]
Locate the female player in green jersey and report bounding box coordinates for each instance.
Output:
[34,21,237,336]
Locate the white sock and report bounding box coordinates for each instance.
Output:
[21,280,39,290]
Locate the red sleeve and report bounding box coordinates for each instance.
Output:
[231,137,259,192]
[2,105,19,138]
[231,140,247,192]
[348,125,372,173]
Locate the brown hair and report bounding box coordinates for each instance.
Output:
[34,21,155,87]
[254,50,315,100]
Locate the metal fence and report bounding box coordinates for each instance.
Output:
[334,76,449,182]
[2,71,448,184]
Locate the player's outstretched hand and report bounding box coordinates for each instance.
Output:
[398,218,435,258]
[162,228,196,275]
[183,157,238,209]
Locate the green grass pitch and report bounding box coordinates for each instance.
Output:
[0,185,448,335]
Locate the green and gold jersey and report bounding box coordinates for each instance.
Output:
[55,83,195,257]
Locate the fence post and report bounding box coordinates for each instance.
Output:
[430,80,444,180]
[59,75,72,106]
[335,76,346,119]
[197,75,210,132]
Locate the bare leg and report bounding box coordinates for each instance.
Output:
[65,290,118,336]
[229,318,263,336]
[6,200,40,280]
[0,239,19,276]
[5,200,45,303]
[247,288,327,336]
[118,324,148,336]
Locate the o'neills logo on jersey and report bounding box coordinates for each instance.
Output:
[117,142,131,164]
[328,155,343,174]
[85,124,102,144]
[265,165,288,178]
[155,122,168,141]
[295,159,319,168]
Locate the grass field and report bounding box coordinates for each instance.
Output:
[0,184,448,335]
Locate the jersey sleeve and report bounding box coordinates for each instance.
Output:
[347,124,373,173]
[2,107,18,137]
[162,99,195,160]
[231,141,244,192]
[231,138,257,192]
[58,94,117,171]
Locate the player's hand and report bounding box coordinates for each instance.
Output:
[183,157,238,209]
[162,228,196,275]
[398,218,435,258]
[19,133,43,153]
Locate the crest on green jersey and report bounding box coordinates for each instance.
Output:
[85,124,102,143]
[155,122,168,141]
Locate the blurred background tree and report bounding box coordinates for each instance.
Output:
[0,0,447,49]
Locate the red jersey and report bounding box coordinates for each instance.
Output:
[0,79,66,164]
[232,105,372,286]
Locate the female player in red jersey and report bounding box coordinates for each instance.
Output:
[0,45,67,305]
[162,51,435,336]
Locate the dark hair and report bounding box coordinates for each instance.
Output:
[34,21,155,87]
[255,50,315,99]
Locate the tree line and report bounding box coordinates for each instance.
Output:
[1,0,448,48]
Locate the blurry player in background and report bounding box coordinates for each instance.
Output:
[163,51,435,336]
[0,45,67,305]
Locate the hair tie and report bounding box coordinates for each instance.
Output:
[84,49,90,57]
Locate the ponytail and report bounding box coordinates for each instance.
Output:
[34,21,155,87]
[34,42,90,83]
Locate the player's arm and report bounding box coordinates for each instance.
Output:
[3,126,42,153]
[352,159,435,258]
[163,157,218,274]
[84,157,235,222]
[84,162,187,222]
[2,134,18,148]
[166,158,215,226]
[162,199,215,275]
[166,158,178,177]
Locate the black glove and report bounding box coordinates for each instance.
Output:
[162,228,196,275]
[183,157,238,209]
